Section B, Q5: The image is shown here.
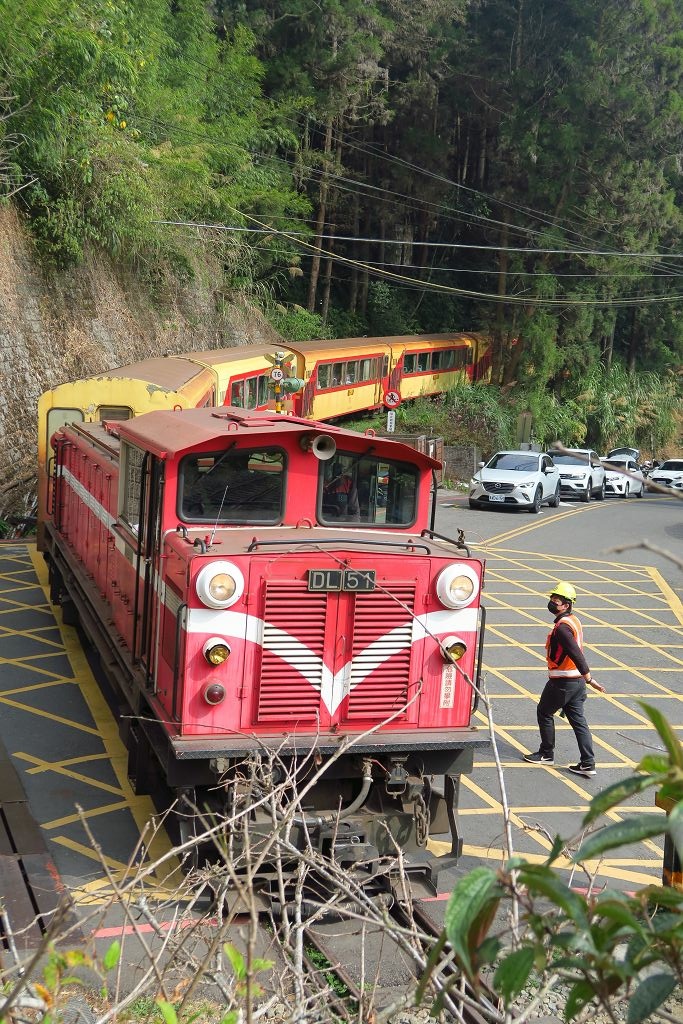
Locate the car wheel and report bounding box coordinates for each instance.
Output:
[530,486,542,513]
[582,481,591,502]
[622,483,630,498]
[468,499,478,510]
[549,484,560,508]
[636,484,643,497]
[596,480,605,501]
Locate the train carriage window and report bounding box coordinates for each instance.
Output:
[257,374,269,405]
[246,377,258,409]
[417,351,431,372]
[332,362,343,386]
[317,364,330,389]
[432,350,443,371]
[319,453,418,528]
[180,447,285,524]
[345,361,357,384]
[45,408,84,465]
[404,353,416,373]
[359,358,372,381]
[97,406,133,421]
[230,381,244,407]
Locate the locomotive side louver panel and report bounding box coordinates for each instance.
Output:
[257,582,327,721]
[346,584,415,721]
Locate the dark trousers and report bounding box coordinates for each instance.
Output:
[537,678,595,767]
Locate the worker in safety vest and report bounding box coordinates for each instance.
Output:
[523,581,606,778]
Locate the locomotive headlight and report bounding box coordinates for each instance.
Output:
[436,564,479,609]
[442,635,467,662]
[203,637,231,665]
[196,561,245,609]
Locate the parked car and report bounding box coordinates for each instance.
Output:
[603,456,644,498]
[548,448,606,502]
[648,459,683,492]
[606,446,641,463]
[469,451,560,513]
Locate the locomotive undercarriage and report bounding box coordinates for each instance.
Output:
[165,747,475,907]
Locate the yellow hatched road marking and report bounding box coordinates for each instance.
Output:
[14,751,126,796]
[0,695,101,734]
[42,801,131,829]
[24,752,111,774]
[28,547,180,890]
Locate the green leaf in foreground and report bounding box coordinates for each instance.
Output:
[626,973,677,1024]
[583,775,657,825]
[493,946,535,1003]
[574,817,667,862]
[156,1002,179,1024]
[102,940,121,971]
[638,703,683,769]
[443,867,499,980]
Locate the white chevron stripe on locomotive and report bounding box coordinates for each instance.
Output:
[187,607,477,716]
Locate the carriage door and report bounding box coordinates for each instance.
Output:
[131,453,164,688]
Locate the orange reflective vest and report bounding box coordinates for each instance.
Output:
[546,613,584,678]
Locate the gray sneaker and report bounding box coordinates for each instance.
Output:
[523,752,554,765]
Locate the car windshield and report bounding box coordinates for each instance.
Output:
[605,459,629,470]
[608,448,638,458]
[659,461,683,471]
[486,453,539,472]
[319,452,418,526]
[551,452,588,466]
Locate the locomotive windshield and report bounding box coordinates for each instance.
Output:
[319,452,418,527]
[180,447,285,523]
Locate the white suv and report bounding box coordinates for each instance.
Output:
[469,451,560,513]
[549,448,606,502]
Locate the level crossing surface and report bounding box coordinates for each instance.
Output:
[0,491,681,935]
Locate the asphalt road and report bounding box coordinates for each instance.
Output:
[426,487,683,906]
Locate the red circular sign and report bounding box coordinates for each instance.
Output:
[383,390,401,409]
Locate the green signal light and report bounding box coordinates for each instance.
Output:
[270,377,305,394]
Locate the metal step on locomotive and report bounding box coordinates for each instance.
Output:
[43,400,488,906]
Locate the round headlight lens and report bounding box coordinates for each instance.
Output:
[209,574,236,604]
[196,561,245,609]
[436,564,479,609]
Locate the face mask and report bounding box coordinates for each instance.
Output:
[547,600,561,614]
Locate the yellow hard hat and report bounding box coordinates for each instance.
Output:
[548,581,577,603]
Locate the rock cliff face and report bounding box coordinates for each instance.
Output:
[0,207,281,524]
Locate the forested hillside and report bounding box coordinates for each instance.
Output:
[0,0,681,501]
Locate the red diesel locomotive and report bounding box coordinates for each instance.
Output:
[44,405,487,895]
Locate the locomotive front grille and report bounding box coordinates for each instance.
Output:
[255,579,418,725]
[258,582,327,721]
[346,584,415,720]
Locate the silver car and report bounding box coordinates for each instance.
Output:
[549,448,606,502]
[604,456,644,498]
[469,451,560,513]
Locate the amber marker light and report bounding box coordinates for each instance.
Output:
[202,637,231,665]
[441,635,468,663]
[203,683,226,706]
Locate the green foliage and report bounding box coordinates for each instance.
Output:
[266,304,331,341]
[1,0,306,282]
[419,702,683,1022]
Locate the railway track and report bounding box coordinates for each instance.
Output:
[300,890,500,1023]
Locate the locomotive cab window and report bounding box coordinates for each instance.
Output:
[120,442,146,535]
[180,447,285,523]
[319,453,418,527]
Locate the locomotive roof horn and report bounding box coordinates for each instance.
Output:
[300,432,336,461]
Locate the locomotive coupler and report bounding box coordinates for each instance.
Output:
[385,757,409,795]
